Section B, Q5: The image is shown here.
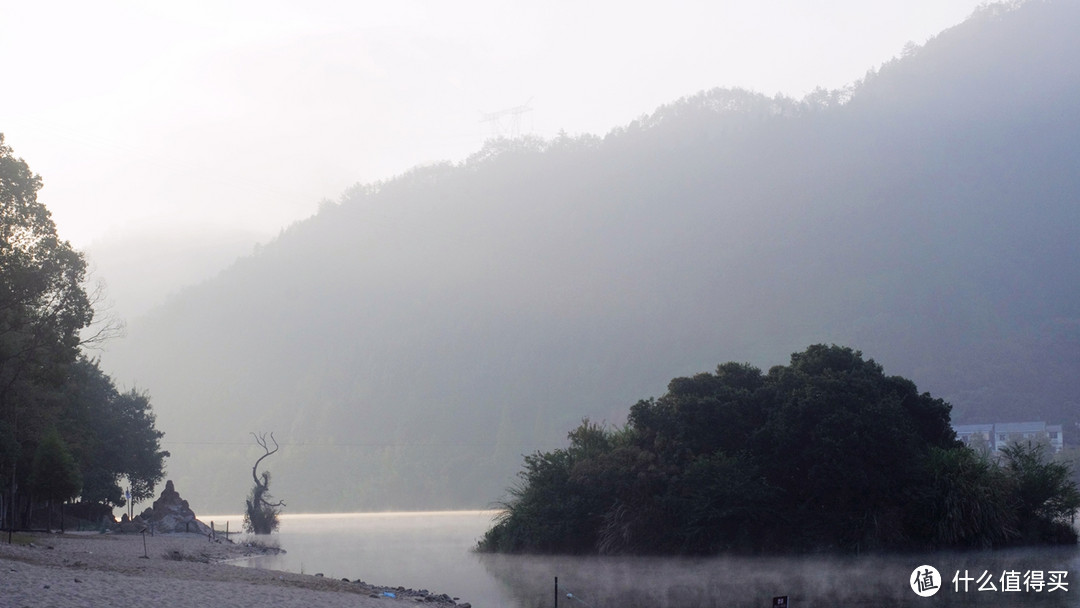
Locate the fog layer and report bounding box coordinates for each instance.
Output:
[102,1,1080,513]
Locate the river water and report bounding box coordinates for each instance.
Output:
[209,511,1080,607]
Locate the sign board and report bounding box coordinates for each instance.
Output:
[773,596,789,608]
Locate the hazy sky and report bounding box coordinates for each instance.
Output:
[3,0,987,247]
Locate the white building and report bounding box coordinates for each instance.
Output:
[953,421,1064,454]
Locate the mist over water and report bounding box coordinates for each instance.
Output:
[481,550,1080,607]
[220,512,1080,607]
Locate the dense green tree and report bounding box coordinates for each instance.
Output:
[2,133,93,528]
[114,389,168,503]
[481,448,584,553]
[1001,441,1080,543]
[663,451,780,553]
[481,345,1079,554]
[908,446,1018,549]
[29,427,81,530]
[59,357,167,507]
[752,345,957,550]
[629,362,768,463]
[0,133,94,407]
[1,135,167,530]
[480,419,642,553]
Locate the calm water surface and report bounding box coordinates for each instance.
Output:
[215,511,506,604]
[210,511,1080,608]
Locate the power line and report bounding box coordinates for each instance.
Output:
[160,440,565,449]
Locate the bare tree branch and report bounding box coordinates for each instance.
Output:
[79,276,125,349]
[247,431,285,522]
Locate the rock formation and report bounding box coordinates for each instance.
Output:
[133,480,212,535]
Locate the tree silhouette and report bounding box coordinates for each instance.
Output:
[29,428,81,532]
[244,432,284,534]
[481,345,1080,554]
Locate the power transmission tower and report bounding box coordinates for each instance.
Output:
[480,98,533,139]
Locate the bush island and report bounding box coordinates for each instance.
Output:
[479,345,1080,554]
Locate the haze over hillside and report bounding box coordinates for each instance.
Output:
[84,223,269,322]
[101,1,1080,514]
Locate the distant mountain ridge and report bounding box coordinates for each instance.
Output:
[102,0,1080,514]
[85,224,268,321]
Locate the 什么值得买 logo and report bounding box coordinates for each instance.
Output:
[911,565,941,597]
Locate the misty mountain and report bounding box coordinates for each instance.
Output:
[85,224,268,321]
[101,0,1080,514]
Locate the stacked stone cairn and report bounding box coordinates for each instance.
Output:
[115,480,212,535]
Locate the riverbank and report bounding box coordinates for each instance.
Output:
[0,531,470,608]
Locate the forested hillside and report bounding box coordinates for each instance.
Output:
[102,0,1080,513]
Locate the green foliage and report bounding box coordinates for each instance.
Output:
[1001,442,1080,543]
[58,357,168,507]
[908,446,1019,549]
[0,422,16,490]
[479,424,608,554]
[244,433,284,534]
[481,345,1080,554]
[29,427,81,504]
[0,135,167,524]
[244,471,281,534]
[111,389,169,503]
[0,134,93,387]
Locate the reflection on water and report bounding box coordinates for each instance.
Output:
[217,512,1080,607]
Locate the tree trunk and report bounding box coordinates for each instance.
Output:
[22,493,32,530]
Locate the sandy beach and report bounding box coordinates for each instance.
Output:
[0,531,470,608]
